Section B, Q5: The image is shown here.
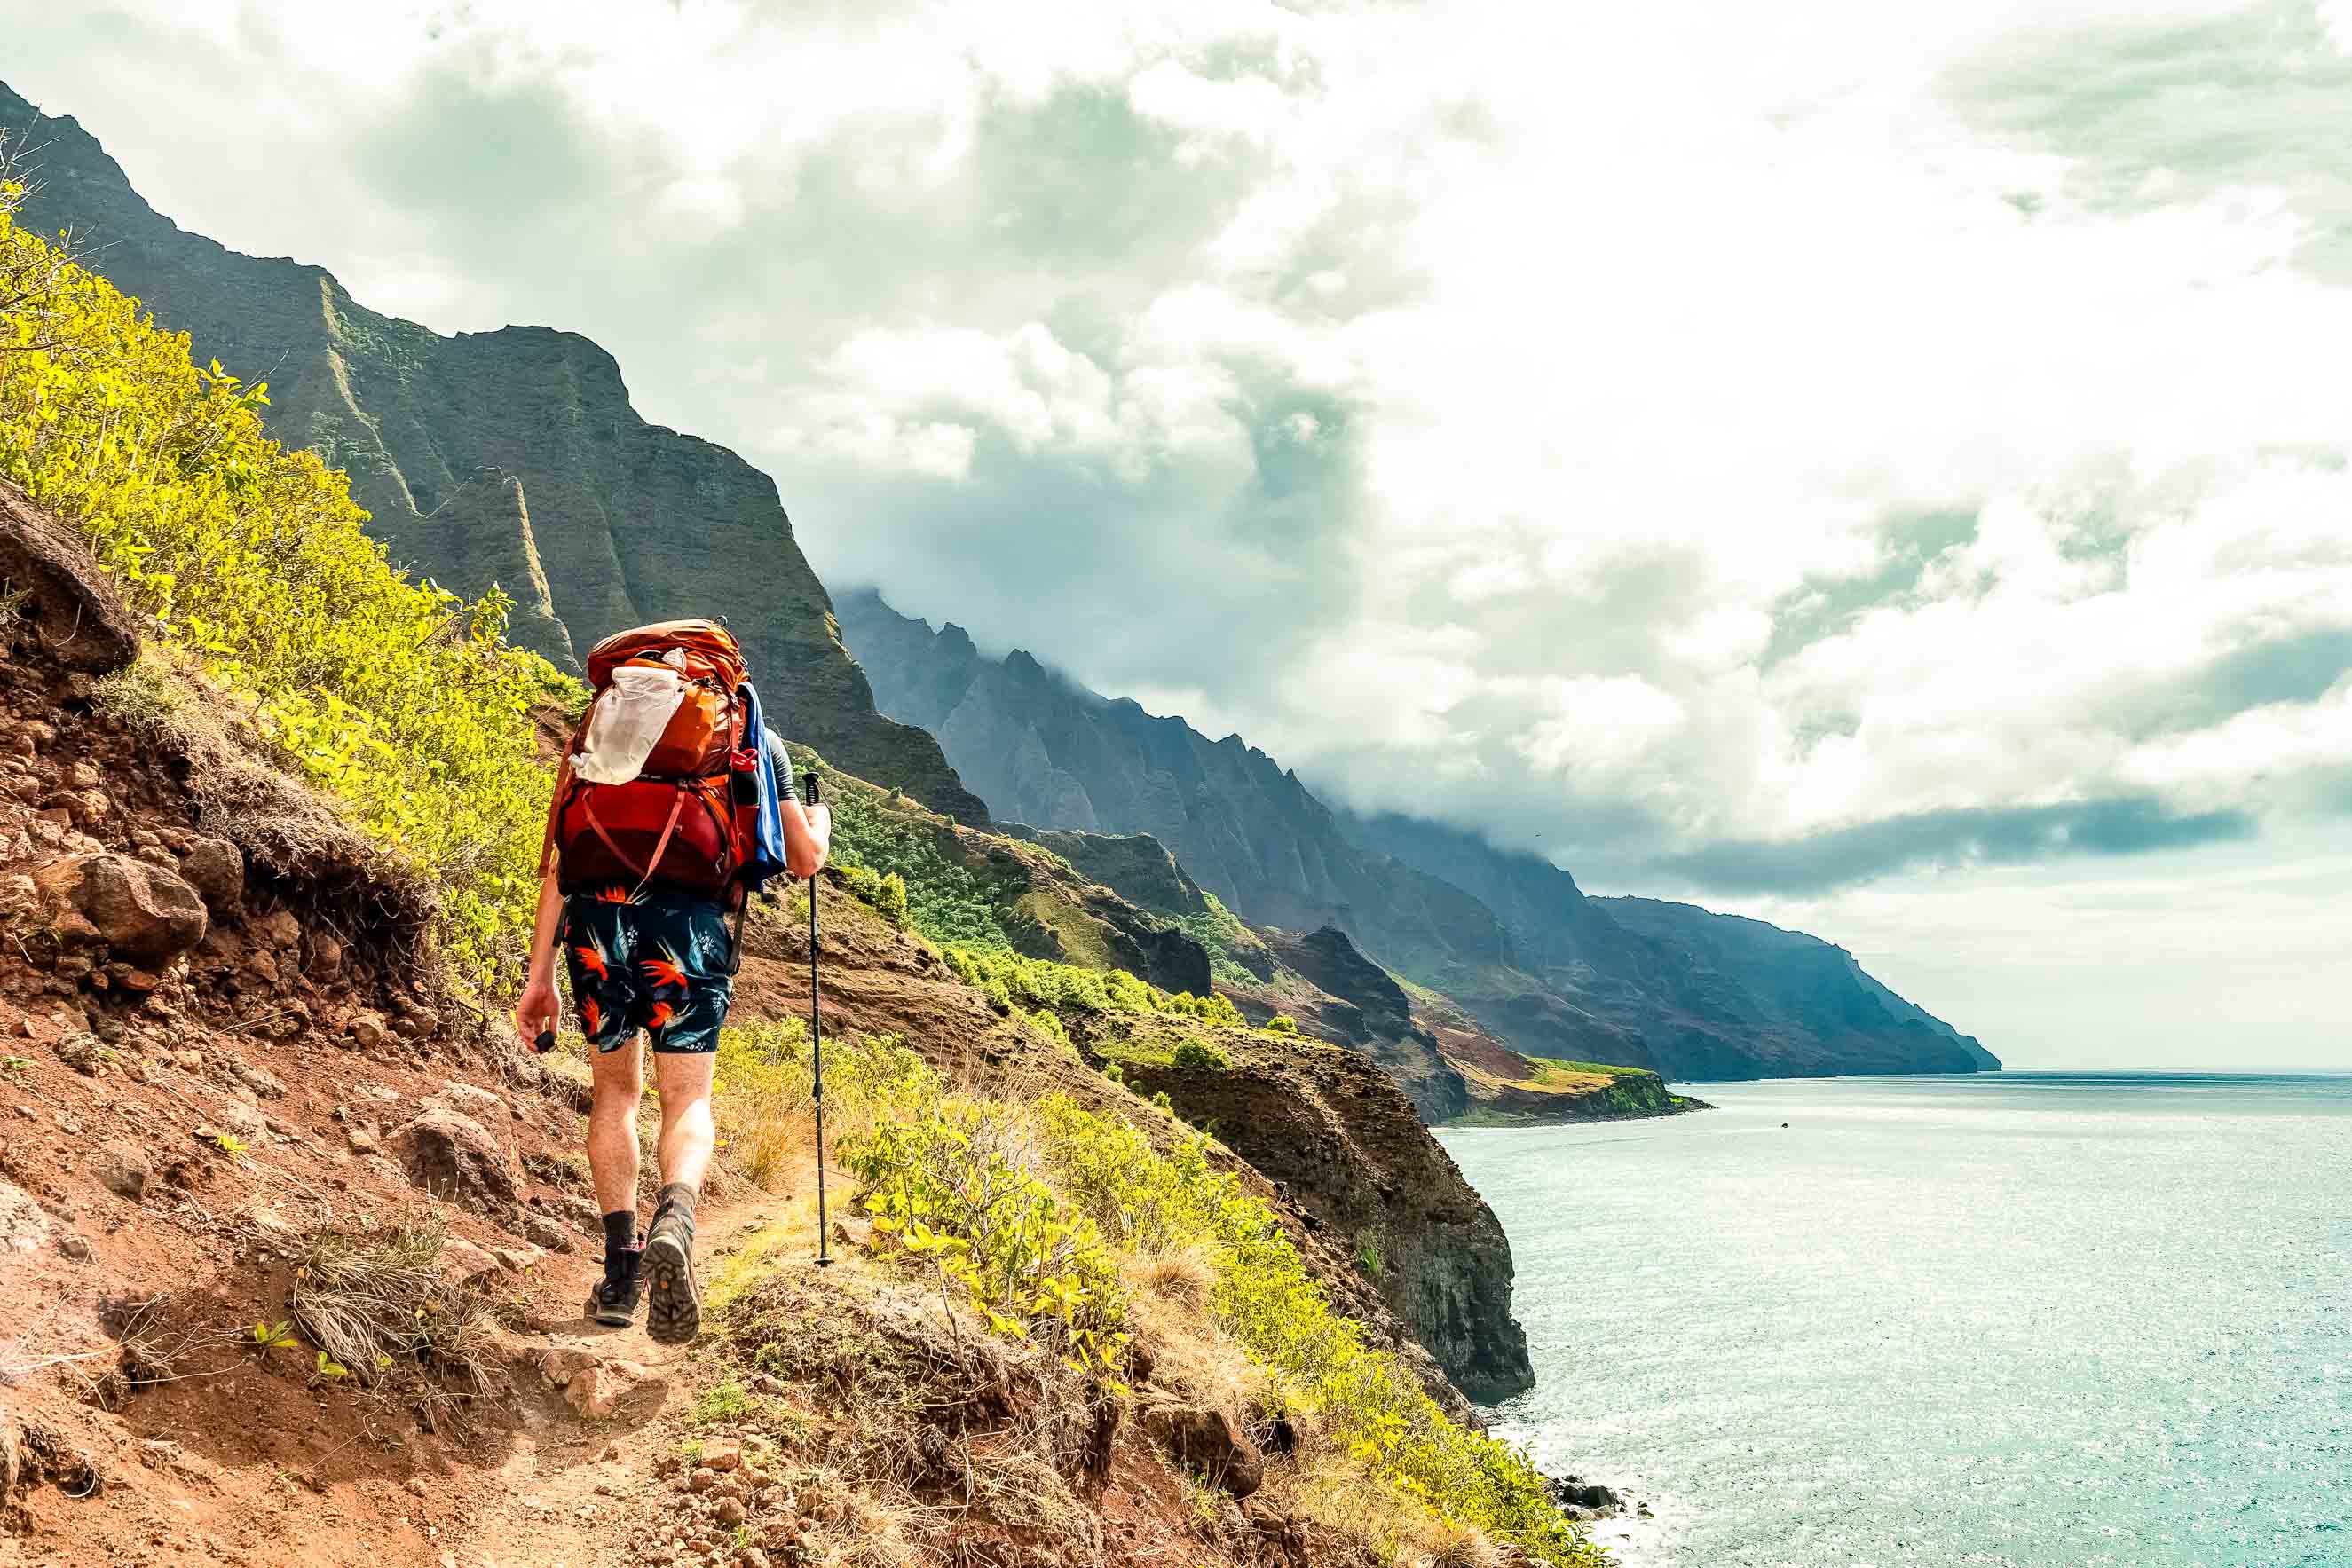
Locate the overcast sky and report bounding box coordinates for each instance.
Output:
[11,1,2350,1068]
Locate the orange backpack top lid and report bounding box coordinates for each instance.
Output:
[549,619,760,898]
[584,619,746,694]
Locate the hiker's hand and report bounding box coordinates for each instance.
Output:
[785,803,829,880]
[514,976,561,1052]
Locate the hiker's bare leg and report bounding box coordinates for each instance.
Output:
[653,1049,718,1196]
[587,1036,644,1216]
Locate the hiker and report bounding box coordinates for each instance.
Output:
[511,620,830,1343]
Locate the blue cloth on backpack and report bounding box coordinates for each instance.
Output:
[737,679,792,894]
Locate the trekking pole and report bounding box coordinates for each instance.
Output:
[803,771,831,1268]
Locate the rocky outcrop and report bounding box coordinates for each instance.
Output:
[1242,926,1467,1124]
[998,826,1212,917]
[0,483,143,673]
[4,83,984,824]
[1136,1399,1264,1497]
[1101,1027,1534,1403]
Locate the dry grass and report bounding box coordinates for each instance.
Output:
[1281,1454,1468,1565]
[1133,1239,1216,1307]
[290,1213,505,1422]
[714,1266,1115,1564]
[1428,1524,1508,1568]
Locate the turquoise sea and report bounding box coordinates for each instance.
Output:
[1440,1074,2352,1568]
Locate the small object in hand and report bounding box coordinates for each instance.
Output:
[533,1029,557,1055]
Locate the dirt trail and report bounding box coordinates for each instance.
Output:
[441,1179,833,1568]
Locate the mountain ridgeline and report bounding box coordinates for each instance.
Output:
[837,589,1999,1083]
[0,83,983,823]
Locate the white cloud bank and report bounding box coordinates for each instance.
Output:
[8,0,2350,1064]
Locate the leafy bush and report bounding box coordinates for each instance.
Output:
[874,871,909,927]
[1164,990,1246,1028]
[1170,1037,1231,1072]
[1265,1014,1300,1036]
[843,1093,1129,1379]
[0,177,555,974]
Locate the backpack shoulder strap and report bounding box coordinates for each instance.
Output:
[538,754,576,879]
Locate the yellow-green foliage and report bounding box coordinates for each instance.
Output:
[842,1078,1129,1380]
[1036,1099,1605,1567]
[942,945,1245,1030]
[0,184,555,973]
[1164,893,1263,989]
[1170,1037,1232,1072]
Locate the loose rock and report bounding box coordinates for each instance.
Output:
[31,854,208,964]
[521,1213,573,1253]
[175,838,244,913]
[387,1107,517,1217]
[92,1140,150,1201]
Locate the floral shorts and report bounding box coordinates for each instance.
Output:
[560,886,738,1055]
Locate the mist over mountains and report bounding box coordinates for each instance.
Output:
[836,590,1997,1081]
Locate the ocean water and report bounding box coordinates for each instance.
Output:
[1439,1074,2352,1568]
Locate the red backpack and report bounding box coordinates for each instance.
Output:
[543,619,760,900]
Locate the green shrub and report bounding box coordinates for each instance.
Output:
[842,1094,1128,1377]
[1171,1037,1231,1072]
[825,786,1007,949]
[1265,1014,1300,1036]
[875,871,909,927]
[1027,1008,1074,1054]
[0,178,554,975]
[1165,990,1246,1028]
[1354,1230,1385,1280]
[691,1378,751,1425]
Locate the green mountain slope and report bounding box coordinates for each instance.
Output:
[1600,896,2002,1073]
[1,82,984,823]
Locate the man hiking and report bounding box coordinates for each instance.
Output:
[512,619,829,1343]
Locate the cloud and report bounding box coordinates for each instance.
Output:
[1661,796,2258,895]
[1946,1,2352,279]
[8,0,2352,920]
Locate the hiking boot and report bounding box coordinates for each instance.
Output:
[586,1245,643,1328]
[643,1204,700,1344]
